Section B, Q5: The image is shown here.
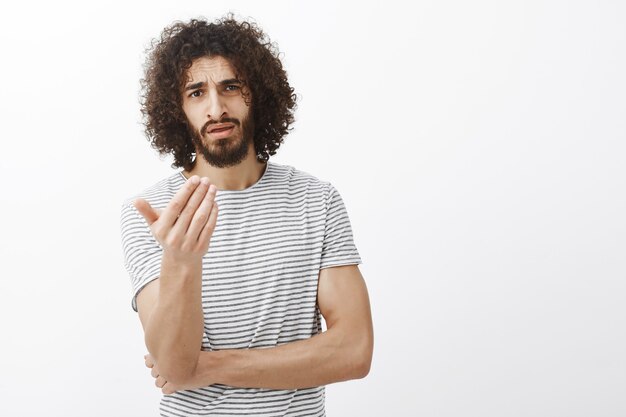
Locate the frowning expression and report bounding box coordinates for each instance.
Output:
[181,55,254,168]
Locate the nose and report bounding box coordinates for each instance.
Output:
[205,89,226,121]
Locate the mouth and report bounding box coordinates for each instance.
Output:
[206,124,235,139]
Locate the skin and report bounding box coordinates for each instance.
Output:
[133,177,218,383]
[180,55,266,190]
[134,55,374,393]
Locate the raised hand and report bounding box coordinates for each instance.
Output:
[133,176,219,263]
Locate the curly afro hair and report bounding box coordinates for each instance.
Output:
[140,15,297,170]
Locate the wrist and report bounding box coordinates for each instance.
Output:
[160,252,202,279]
[194,350,228,387]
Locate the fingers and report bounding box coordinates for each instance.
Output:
[149,175,219,255]
[144,354,154,368]
[134,198,159,226]
[171,177,211,236]
[186,184,217,240]
[197,199,219,245]
[162,383,176,395]
[159,175,202,227]
[144,354,172,393]
[155,375,167,389]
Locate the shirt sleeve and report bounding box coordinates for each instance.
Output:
[319,183,362,270]
[119,202,163,312]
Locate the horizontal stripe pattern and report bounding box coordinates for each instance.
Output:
[119,161,361,416]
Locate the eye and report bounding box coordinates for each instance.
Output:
[189,90,203,98]
[225,84,240,92]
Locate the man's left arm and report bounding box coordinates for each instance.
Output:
[148,264,373,392]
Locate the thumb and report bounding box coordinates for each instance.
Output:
[133,198,159,226]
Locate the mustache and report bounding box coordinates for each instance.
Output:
[201,117,241,136]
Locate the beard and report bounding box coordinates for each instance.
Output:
[188,115,255,168]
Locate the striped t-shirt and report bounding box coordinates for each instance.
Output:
[119,160,362,417]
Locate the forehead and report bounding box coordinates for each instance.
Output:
[184,55,237,85]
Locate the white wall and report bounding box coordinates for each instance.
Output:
[0,0,624,416]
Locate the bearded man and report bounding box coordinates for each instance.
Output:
[120,16,373,417]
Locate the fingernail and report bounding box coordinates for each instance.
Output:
[190,176,199,184]
[201,177,210,185]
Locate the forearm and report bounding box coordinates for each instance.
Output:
[192,325,371,390]
[146,265,374,393]
[145,255,204,382]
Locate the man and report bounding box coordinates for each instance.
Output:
[119,16,373,416]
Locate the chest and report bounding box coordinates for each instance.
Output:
[198,192,325,348]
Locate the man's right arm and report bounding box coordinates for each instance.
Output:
[136,257,204,384]
[132,176,218,385]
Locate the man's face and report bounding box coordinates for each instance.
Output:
[181,55,253,168]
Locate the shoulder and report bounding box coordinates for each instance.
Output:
[120,171,186,212]
[267,161,335,197]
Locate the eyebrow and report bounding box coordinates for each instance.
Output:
[184,78,243,91]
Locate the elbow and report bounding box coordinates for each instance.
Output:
[146,337,201,385]
[350,335,373,380]
[353,351,372,379]
[157,360,198,385]
[149,348,199,385]
[357,360,371,379]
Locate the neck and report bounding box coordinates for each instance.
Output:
[182,143,267,191]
